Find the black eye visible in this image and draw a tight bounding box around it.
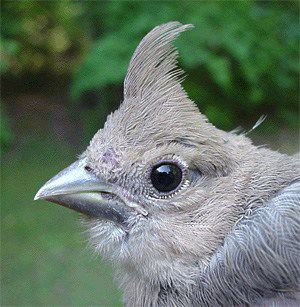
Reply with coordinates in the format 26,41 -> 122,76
150,163 -> 183,193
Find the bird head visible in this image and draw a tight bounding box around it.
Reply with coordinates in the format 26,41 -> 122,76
35,22 -> 274,279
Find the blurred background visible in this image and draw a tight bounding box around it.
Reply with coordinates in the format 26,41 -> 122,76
1,1 -> 299,306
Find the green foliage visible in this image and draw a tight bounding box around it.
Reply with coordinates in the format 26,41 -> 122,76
2,1 -> 299,138
72,1 -> 299,130
1,1 -> 88,76
71,35 -> 135,100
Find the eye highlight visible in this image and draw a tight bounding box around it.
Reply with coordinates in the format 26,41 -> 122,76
150,163 -> 183,193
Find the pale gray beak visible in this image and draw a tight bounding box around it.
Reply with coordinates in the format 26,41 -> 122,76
34,158 -> 130,226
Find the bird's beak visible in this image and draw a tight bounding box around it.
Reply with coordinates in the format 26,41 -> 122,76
34,158 -> 130,226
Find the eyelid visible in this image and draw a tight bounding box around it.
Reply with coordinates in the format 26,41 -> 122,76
146,155 -> 187,181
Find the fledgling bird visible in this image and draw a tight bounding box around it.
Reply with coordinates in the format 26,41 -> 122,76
35,22 -> 300,306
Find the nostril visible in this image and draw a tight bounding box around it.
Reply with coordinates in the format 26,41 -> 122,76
85,165 -> 92,172
109,177 -> 118,184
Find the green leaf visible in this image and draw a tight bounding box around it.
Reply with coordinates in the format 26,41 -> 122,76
71,34 -> 136,100
206,55 -> 232,89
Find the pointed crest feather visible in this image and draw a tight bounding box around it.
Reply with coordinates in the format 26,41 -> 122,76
124,22 -> 193,101
89,22 -> 222,152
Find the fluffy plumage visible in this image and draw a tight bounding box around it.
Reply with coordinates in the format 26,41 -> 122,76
39,22 -> 300,306
81,22 -> 300,306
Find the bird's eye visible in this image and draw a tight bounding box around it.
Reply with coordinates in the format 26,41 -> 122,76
150,163 -> 183,193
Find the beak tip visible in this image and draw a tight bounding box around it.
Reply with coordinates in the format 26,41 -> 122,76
34,184 -> 50,201
34,188 -> 44,201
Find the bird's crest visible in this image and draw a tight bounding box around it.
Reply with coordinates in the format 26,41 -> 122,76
89,22 -> 224,164
94,21 -> 217,151
124,22 -> 193,101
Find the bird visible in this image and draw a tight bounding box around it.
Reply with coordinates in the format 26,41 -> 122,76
35,22 -> 300,306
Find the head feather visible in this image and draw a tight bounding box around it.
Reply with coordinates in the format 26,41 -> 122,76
124,22 -> 193,101
88,22 -> 228,164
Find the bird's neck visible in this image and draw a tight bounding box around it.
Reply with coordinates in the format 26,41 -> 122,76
122,263 -> 199,307
118,258 -> 202,306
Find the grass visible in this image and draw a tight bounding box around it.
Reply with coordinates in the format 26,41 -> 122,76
1,136 -> 122,306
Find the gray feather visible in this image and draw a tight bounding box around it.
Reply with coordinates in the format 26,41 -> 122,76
194,180 -> 300,306
124,22 -> 193,101
79,22 -> 300,307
